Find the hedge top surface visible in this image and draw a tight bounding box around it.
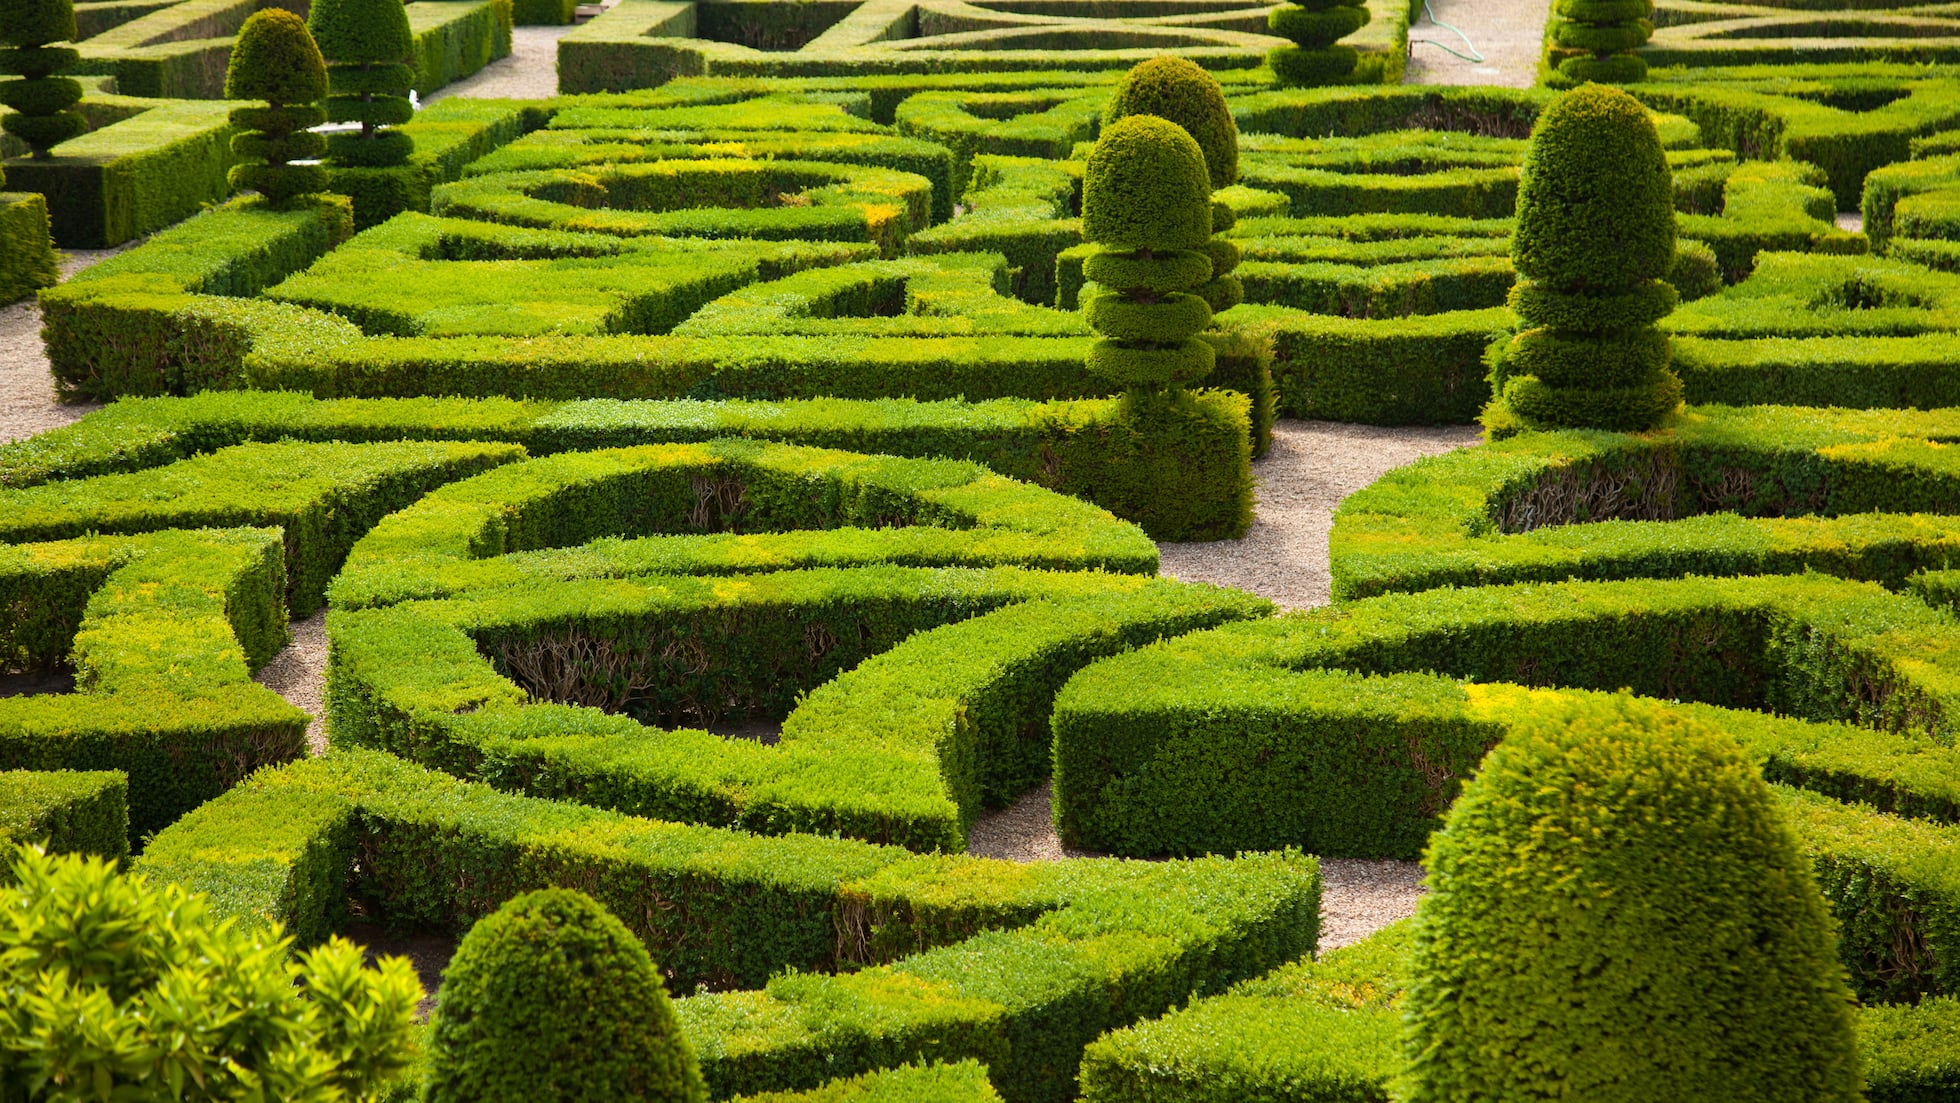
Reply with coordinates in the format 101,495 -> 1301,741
1401,691 -> 1862,1103
306,0 -> 412,64
427,888 -> 707,1103
1512,83 -> 1675,292
1082,115 -> 1213,252
0,0 -> 74,48
224,9 -> 327,107
1103,56 -> 1238,191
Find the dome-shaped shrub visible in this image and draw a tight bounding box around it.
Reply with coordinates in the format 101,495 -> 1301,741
0,0 -> 85,158
224,9 -> 328,206
1266,0 -> 1371,88
1082,114 -> 1212,252
425,888 -> 707,1103
1103,56 -> 1237,191
1400,692 -> 1863,1103
307,0 -> 415,169
1487,85 -> 1682,433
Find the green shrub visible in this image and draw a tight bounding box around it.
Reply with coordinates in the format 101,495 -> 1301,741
0,846 -> 422,1102
731,1063 -> 1002,1103
1491,84 -> 1683,432
1400,692 -> 1861,1102
225,9 -> 329,208
1268,0 -> 1372,87
1546,0 -> 1651,84
0,770 -> 127,859
427,889 -> 707,1103
1103,57 -> 1237,191
0,0 -> 85,156
310,0 -> 415,169
0,192 -> 58,304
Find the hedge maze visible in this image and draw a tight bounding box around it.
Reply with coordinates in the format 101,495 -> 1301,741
9,0 -> 1960,1098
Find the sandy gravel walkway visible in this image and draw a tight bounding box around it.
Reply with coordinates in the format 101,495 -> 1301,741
0,249 -> 121,444
425,23 -> 583,103
1403,0 -> 1553,88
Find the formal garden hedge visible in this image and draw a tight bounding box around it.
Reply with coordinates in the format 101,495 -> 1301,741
11,21 -> 1960,1103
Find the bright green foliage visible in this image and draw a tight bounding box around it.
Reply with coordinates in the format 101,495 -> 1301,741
1489,84 -> 1682,432
1267,0 -> 1371,87
308,0 -> 416,169
0,846 -> 422,1102
0,770 -> 127,860
1550,0 -> 1652,84
0,0 -> 84,157
1081,116 -> 1215,388
1400,692 -> 1863,1103
225,10 -> 330,208
1100,58 -> 1243,311
427,889 -> 706,1103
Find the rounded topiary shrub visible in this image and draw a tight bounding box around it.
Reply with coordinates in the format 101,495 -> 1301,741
224,9 -> 328,207
1551,0 -> 1652,85
425,888 -> 707,1103
1487,84 -> 1682,434
0,0 -> 86,158
307,0 -> 416,169
1080,115 -> 1216,389
1399,692 -> 1864,1103
1267,0 -> 1371,88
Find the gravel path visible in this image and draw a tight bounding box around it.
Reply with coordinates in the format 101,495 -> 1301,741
254,612 -> 328,753
1403,0 -> 1553,88
0,249 -> 122,444
424,23 -> 583,103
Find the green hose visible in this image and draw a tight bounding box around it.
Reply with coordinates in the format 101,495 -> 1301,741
1409,0 -> 1487,63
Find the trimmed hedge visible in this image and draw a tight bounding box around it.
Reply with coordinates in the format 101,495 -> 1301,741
0,191 -> 57,303
732,1063 -> 1002,1103
135,747 -> 1320,1103
0,769 -> 128,860
0,528 -> 306,839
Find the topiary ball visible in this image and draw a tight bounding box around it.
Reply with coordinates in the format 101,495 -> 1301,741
425,888 -> 707,1103
0,0 -> 76,49
225,9 -> 326,106
1399,691 -> 1863,1103
1511,84 -> 1674,293
1082,114 -> 1213,252
1103,56 -> 1238,191
306,0 -> 413,64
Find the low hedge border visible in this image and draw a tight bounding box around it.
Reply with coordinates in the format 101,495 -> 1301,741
731,1062 -> 1003,1103
0,769 -> 129,861
0,192 -> 58,305
324,97 -> 547,229
1222,303 -> 1511,424
135,747 -> 1320,1103
0,528 -> 306,839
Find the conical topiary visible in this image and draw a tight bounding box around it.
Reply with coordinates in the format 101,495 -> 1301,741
1399,692 -> 1864,1103
0,0 -> 86,158
1485,84 -> 1682,433
1080,114 -> 1216,390
307,0 -> 416,169
1102,57 -> 1243,312
1266,0 -> 1372,88
1548,0 -> 1652,86
224,9 -> 328,207
425,888 -> 708,1103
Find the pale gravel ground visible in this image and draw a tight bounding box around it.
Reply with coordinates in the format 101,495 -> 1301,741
253,613 -> 328,753
423,22 -> 583,104
1403,0 -> 1553,88
0,248 -> 124,444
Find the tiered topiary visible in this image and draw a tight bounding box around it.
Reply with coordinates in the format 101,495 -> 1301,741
1102,56 -> 1243,312
1485,84 -> 1682,434
1548,0 -> 1653,86
1267,0 -> 1372,88
1399,692 -> 1864,1103
426,888 -> 708,1103
0,0 -> 87,158
223,10 -> 328,208
1080,114 -> 1216,391
308,0 -> 416,170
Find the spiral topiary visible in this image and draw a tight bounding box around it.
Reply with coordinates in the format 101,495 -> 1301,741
1399,691 -> 1864,1103
307,0 -> 416,169
425,888 -> 707,1103
1267,0 -> 1371,88
1080,114 -> 1216,389
1548,0 -> 1652,85
1486,84 -> 1682,433
0,0 -> 86,158
224,10 -> 328,208
1102,57 -> 1243,312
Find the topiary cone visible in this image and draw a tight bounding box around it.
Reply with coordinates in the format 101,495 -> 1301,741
426,888 -> 707,1103
0,0 -> 86,158
308,0 -> 415,168
224,9 -> 329,207
1486,83 -> 1682,434
1550,0 -> 1652,85
1399,691 -> 1863,1103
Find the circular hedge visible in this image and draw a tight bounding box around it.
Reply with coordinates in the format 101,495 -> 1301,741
1401,692 -> 1863,1102
426,888 -> 707,1103
1102,56 -> 1238,191
1082,115 -> 1213,252
1513,84 -> 1675,293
